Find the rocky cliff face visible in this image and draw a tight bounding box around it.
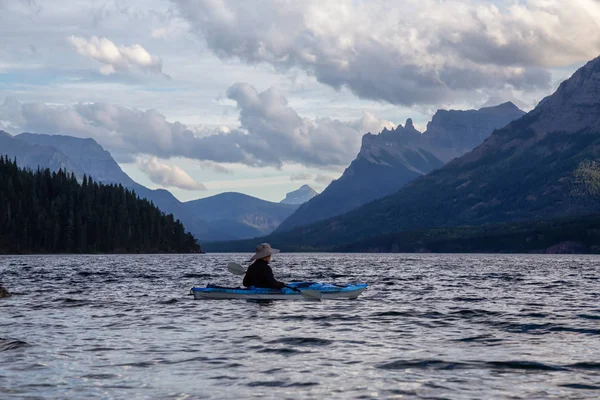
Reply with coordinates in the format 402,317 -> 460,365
426,102 -> 526,157
357,118 -> 442,174
276,103 -> 524,233
533,58 -> 600,136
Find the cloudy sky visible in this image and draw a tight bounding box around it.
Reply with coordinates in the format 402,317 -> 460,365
1,0 -> 599,202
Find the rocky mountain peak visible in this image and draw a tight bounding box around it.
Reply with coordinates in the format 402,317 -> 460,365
17,133 -> 112,160
14,133 -> 134,185
280,185 -> 318,205
531,56 -> 600,135
494,101 -> 520,111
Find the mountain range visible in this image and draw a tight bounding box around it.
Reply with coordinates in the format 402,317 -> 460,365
206,55 -> 600,251
276,102 -> 525,232
0,99 -> 527,245
0,131 -> 316,241
8,50 -> 597,252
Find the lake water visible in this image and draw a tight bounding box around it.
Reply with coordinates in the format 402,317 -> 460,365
1,253 -> 600,399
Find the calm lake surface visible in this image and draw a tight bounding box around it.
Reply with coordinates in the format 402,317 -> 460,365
1,253 -> 600,399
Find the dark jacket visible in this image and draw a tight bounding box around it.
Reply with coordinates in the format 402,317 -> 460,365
243,259 -> 286,289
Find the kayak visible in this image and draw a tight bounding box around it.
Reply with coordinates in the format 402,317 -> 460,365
191,282 -> 368,300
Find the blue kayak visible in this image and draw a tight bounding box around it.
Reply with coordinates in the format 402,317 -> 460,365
191,282 -> 368,300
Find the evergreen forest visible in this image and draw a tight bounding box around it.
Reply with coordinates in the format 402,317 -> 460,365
0,156 -> 202,254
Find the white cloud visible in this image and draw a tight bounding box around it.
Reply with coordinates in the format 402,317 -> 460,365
224,82 -> 395,167
151,21 -> 189,39
0,0 -> 40,14
290,173 -> 313,181
0,83 -> 393,168
68,35 -> 166,76
171,0 -> 600,106
197,160 -> 231,174
137,156 -> 206,190
151,28 -> 169,39
315,174 -> 335,185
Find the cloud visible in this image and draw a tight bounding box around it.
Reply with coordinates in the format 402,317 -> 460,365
68,35 -> 166,76
171,0 -> 600,106
137,156 -> 206,190
151,28 -> 169,39
315,174 -> 335,185
197,160 -> 231,174
0,0 -> 40,14
223,83 -> 394,167
151,21 -> 189,40
290,173 -> 313,181
0,83 -> 393,168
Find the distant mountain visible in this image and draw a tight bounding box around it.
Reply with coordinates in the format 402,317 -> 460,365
1,132 -> 228,242
276,103 -> 525,233
185,192 -> 298,240
280,185 -> 318,205
16,133 -> 137,185
258,55 -> 600,248
0,131 -> 82,176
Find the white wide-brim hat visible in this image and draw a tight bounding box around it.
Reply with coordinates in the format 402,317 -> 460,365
250,243 -> 280,260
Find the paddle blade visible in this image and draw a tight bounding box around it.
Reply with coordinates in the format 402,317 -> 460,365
227,262 -> 246,276
300,290 -> 323,300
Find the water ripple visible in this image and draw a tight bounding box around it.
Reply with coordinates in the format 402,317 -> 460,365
1,253 -> 600,399
0,338 -> 30,352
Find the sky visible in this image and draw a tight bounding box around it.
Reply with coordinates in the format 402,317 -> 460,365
0,0 -> 599,202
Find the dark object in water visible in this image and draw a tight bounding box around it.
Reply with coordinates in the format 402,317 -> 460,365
0,287 -> 11,298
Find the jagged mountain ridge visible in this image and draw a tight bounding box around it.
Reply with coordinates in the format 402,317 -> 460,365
186,192 -> 298,240
276,102 -> 525,233
262,56 -> 600,248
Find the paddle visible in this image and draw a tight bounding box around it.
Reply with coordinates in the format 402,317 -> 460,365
226,262 -> 322,300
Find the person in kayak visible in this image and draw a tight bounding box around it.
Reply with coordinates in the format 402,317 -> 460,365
243,243 -> 287,290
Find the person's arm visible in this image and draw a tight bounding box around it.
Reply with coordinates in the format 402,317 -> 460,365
264,264 -> 286,289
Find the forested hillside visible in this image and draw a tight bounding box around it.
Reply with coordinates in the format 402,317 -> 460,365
0,156 -> 201,254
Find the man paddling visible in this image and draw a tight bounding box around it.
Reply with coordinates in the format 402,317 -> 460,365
243,243 -> 288,290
